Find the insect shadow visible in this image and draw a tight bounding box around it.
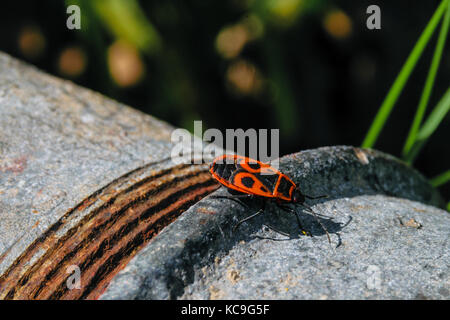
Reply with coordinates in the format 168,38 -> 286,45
211,191 -> 347,246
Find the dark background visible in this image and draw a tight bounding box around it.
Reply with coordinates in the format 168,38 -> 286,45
0,0 -> 448,201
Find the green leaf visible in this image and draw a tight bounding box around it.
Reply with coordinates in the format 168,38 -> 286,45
404,87 -> 450,163
430,170 -> 450,187
91,0 -> 161,55
362,0 -> 449,148
402,0 -> 450,157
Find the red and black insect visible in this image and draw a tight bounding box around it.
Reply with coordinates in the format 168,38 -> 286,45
209,154 -> 331,242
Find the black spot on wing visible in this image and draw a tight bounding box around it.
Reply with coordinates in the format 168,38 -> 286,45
229,169 -> 252,189
253,172 -> 278,193
241,176 -> 255,188
247,162 -> 261,170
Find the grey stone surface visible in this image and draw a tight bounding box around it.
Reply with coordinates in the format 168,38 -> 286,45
180,195 -> 448,299
0,51 -> 447,300
101,146 -> 449,299
0,52 -> 175,275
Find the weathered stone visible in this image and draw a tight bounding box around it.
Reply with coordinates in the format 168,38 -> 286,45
0,52 -> 447,300
101,146 -> 448,300
0,52 -> 216,299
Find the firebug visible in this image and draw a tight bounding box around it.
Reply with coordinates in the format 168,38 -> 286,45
209,154 -> 331,243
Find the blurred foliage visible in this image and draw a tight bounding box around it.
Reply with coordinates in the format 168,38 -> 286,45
0,0 -> 449,201
87,0 -> 161,55
431,169 -> 450,187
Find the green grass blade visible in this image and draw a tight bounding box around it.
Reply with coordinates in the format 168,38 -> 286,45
416,87 -> 450,138
92,0 -> 161,55
361,0 -> 448,148
402,0 -> 450,157
404,87 -> 450,163
430,170 -> 450,187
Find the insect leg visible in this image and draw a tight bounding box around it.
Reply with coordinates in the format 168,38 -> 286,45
277,204 -> 311,237
210,194 -> 252,200
233,200 -> 266,232
298,203 -> 331,244
253,224 -> 291,241
209,194 -> 252,208
262,224 -> 290,237
304,193 -> 328,200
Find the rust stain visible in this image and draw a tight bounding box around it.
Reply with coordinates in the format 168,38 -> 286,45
1,155 -> 28,174
99,195 -> 111,202
0,233 -> 27,266
77,197 -> 96,211
197,207 -> 216,215
0,161 -> 219,300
